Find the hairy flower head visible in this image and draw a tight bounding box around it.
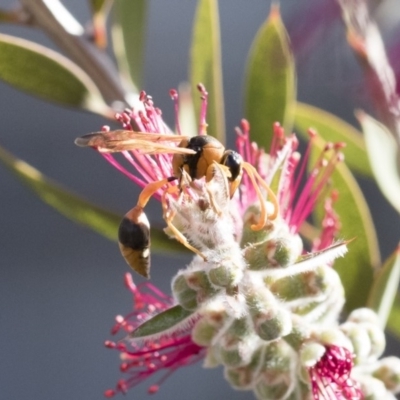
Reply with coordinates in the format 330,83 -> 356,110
77,88 -> 400,399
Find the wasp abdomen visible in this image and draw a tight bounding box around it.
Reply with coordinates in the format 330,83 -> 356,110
118,207 -> 151,278
118,217 -> 149,250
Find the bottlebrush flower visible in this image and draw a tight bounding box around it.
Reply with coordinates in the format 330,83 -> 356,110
78,88 -> 400,399
306,345 -> 362,400
104,273 -> 205,397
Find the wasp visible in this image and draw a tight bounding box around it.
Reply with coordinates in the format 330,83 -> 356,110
76,130 -> 279,278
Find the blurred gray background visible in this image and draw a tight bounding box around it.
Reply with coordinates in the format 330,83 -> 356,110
1,1 -> 400,399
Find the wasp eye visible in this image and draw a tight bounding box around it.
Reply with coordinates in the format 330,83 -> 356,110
222,150 -> 242,181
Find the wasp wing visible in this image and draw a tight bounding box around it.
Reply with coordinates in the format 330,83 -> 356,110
75,130 -> 195,155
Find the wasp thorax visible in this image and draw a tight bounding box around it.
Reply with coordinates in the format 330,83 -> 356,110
172,135 -> 226,179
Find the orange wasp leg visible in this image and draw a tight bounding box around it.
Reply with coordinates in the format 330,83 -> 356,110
161,185 -> 208,261
204,162 -> 232,216
241,162 -> 280,231
136,176 -> 177,208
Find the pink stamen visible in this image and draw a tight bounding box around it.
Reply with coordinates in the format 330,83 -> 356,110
169,89 -> 182,136
101,153 -> 147,188
235,121 -> 253,199
286,139 -> 343,233
197,83 -> 208,135
309,346 -> 362,400
121,151 -> 157,183
270,122 -> 285,157
313,191 -> 341,252
239,120 -> 252,164
289,169 -> 319,231
278,152 -> 300,218
291,130 -> 316,198
105,273 -> 205,396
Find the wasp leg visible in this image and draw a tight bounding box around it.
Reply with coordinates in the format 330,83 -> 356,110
241,162 -> 280,230
204,162 -> 231,216
161,187 -> 208,261
137,176 -> 177,208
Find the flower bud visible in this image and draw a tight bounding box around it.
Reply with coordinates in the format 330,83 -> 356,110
203,348 -> 219,368
171,274 -> 198,310
191,307 -> 228,346
317,328 -> 353,351
217,335 -> 259,368
366,322 -> 386,360
254,377 -> 294,400
358,375 -> 390,399
208,261 -> 243,288
300,342 -> 326,368
270,265 -> 330,300
255,341 -> 296,400
246,288 -> 292,341
254,308 -> 292,342
283,315 -> 312,350
226,316 -> 252,339
225,348 -> 264,389
240,204 -> 271,247
347,307 -> 380,325
373,357 -> 400,393
244,237 -> 298,270
342,308 -> 385,362
173,269 -> 220,310
192,317 -> 220,347
185,269 -> 215,292
340,322 -> 371,364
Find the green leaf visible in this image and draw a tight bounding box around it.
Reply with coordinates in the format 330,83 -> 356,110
89,0 -> 110,14
244,5 -> 296,150
111,0 -> 147,88
0,144 -> 119,241
356,111 -> 400,215
131,305 -> 194,339
0,33 -> 111,116
190,0 -> 225,143
367,244 -> 400,328
0,144 -> 188,254
311,137 -> 380,312
387,292 -> 400,340
178,82 -> 197,137
294,102 -> 372,177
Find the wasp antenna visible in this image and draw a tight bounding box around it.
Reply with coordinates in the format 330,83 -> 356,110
137,177 -> 177,208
